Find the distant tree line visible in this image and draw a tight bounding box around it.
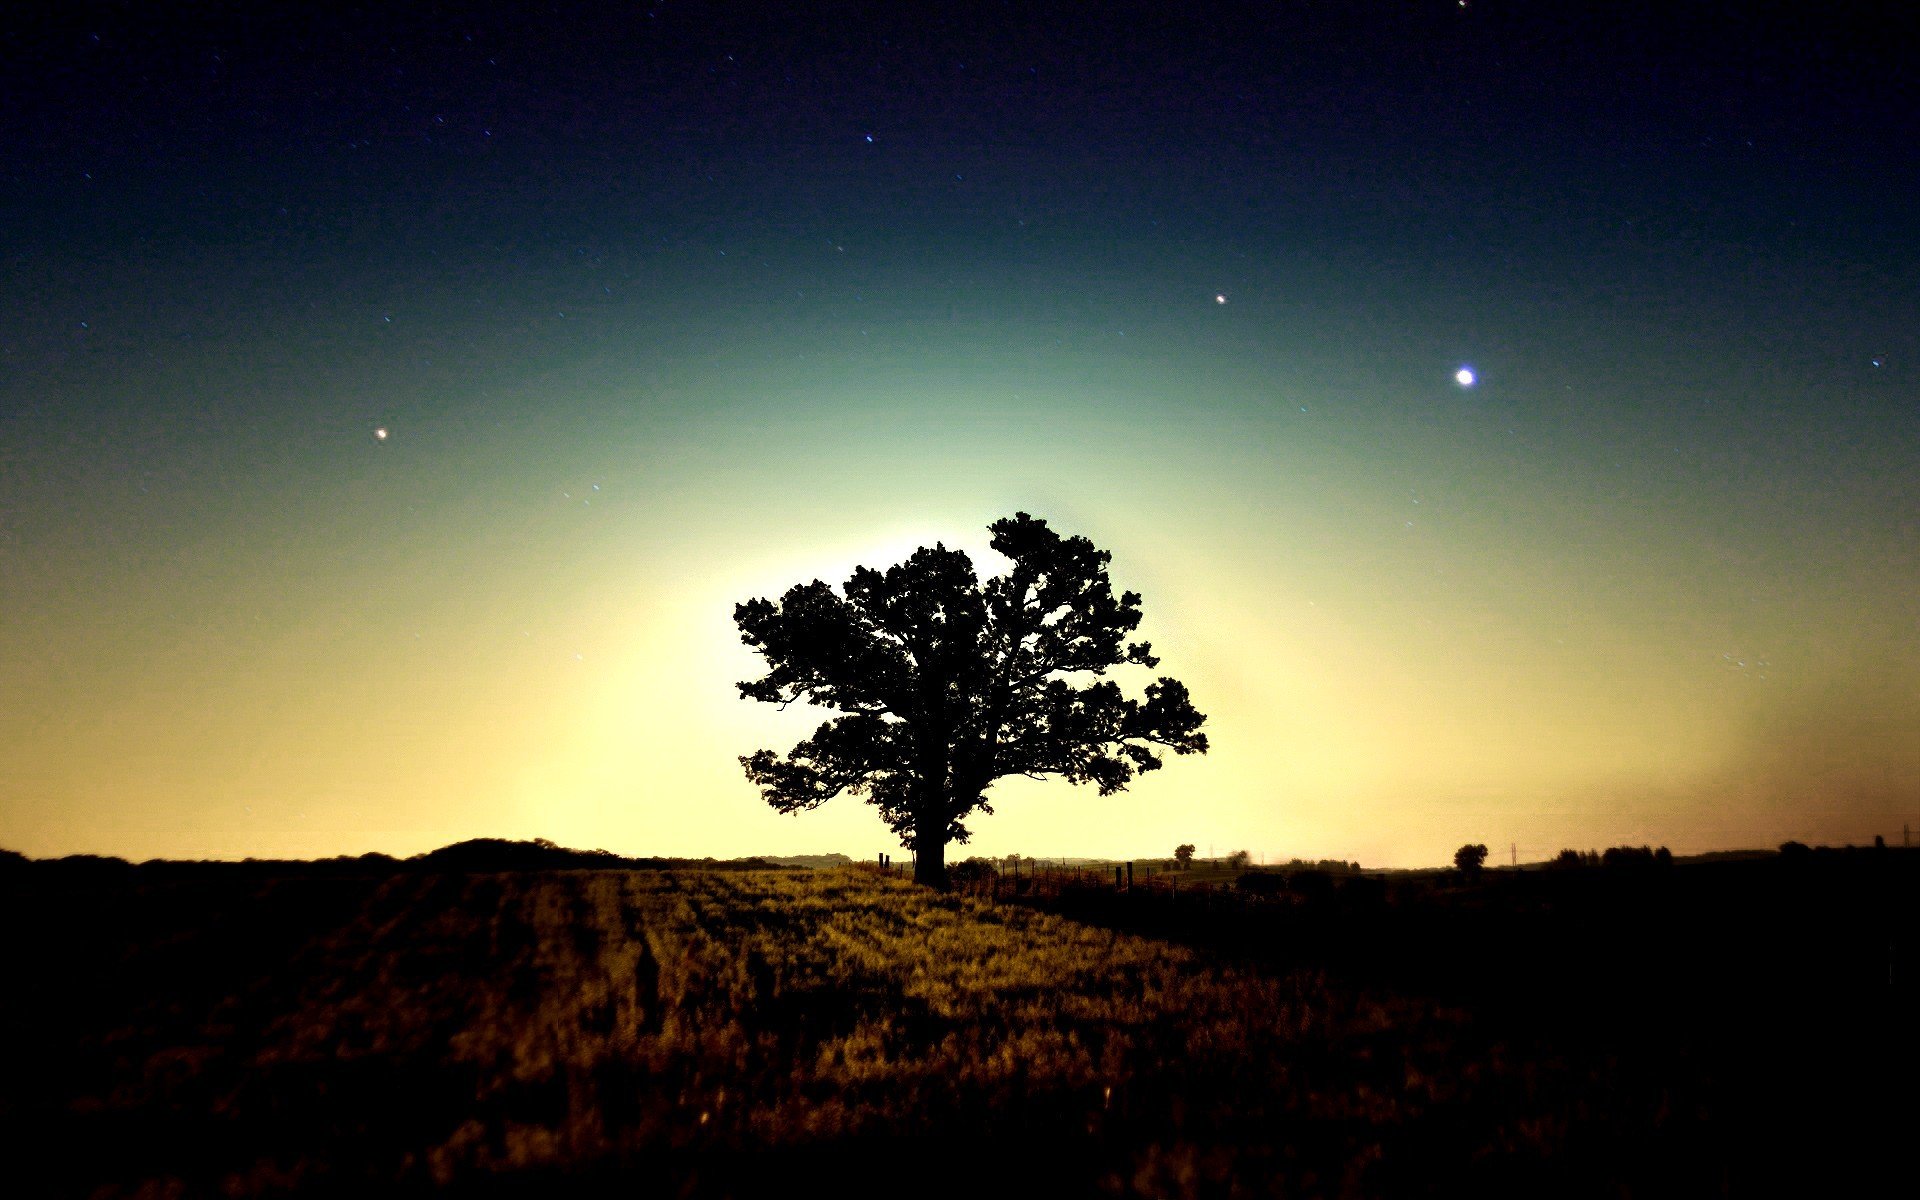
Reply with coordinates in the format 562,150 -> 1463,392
1168,847 -> 1362,874
1549,845 -> 1673,871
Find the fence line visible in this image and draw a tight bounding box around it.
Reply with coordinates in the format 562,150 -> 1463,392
863,855 -> 1255,909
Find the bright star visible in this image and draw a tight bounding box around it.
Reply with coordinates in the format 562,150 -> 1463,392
1454,367 -> 1476,387
373,427 -> 389,440
1215,294 -> 1227,305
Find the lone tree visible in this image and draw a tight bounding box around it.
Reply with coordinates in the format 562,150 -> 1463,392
734,512 -> 1209,888
1174,843 -> 1196,870
1454,842 -> 1489,876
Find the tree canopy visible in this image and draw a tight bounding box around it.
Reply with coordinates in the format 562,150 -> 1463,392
734,513 -> 1208,887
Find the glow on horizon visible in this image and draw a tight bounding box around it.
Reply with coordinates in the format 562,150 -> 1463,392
4,335 -> 1915,869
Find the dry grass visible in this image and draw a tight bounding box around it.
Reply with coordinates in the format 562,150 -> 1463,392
7,862 -> 1871,1196
222,869 -> 1376,1192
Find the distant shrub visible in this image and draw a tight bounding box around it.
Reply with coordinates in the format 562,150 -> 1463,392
1279,858 -> 1362,875
1226,850 -> 1252,870
1778,840 -> 1811,858
949,858 -> 998,887
1454,843 -> 1489,875
1601,845 -> 1666,871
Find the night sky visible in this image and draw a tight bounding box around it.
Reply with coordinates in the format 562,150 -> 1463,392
4,2 -> 1916,866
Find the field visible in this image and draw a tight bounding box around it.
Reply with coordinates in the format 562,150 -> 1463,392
2,855 -> 1912,1196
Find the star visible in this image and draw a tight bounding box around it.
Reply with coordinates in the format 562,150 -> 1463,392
1214,294 -> 1228,305
1454,367 -> 1476,387
373,427 -> 389,441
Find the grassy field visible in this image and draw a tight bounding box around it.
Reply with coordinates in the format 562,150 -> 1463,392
1,858 -> 1910,1196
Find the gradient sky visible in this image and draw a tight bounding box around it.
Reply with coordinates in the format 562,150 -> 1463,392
4,2 -> 1916,866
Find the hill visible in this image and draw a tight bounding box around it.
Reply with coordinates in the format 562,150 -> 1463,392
757,853 -> 854,869
0,838 -> 785,879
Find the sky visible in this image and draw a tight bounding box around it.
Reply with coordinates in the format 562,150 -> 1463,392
3,1 -> 1916,867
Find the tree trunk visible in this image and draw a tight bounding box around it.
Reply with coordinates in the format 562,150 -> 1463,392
912,809 -> 948,890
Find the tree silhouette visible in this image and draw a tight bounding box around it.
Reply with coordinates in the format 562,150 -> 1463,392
1174,843 -> 1196,870
734,512 -> 1208,888
1454,843 -> 1489,876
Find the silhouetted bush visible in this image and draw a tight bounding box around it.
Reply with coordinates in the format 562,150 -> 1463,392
948,858 -> 998,887
1778,840 -> 1810,858
1601,845 -> 1670,873
1278,857 -> 1362,875
1454,843 -> 1489,875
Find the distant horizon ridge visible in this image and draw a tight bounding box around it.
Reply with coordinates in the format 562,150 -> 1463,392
2,836 -> 1907,875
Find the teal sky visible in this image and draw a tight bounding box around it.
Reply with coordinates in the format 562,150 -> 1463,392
3,3 -> 1916,864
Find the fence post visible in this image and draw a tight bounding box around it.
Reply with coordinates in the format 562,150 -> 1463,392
1115,865 -> 1122,889
1126,862 -> 1134,889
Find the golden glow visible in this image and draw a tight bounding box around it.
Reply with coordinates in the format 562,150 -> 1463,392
3,308 -> 1914,869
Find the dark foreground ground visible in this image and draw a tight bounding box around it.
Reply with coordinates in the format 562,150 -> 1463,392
0,849 -> 1913,1197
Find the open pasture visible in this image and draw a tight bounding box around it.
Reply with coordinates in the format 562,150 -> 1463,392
1,862 -> 1904,1196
